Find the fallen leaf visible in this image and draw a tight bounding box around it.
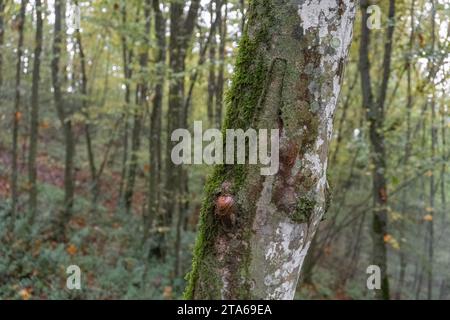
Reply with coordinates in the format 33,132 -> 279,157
384,234 -> 400,250
67,244 -> 78,256
19,288 -> 32,300
15,112 -> 22,121
163,286 -> 173,300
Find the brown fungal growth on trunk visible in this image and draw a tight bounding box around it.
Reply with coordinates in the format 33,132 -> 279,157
215,182 -> 237,230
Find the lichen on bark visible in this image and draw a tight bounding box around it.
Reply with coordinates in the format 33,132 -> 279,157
185,0 -> 357,300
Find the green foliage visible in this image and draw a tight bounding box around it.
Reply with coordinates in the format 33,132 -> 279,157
0,186 -> 196,299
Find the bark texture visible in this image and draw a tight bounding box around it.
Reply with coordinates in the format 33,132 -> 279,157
185,0 -> 357,300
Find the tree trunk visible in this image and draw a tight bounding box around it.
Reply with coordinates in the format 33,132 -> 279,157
185,0 -> 357,300
118,3 -> 134,204
359,0 -> 395,300
215,0 -> 227,129
51,0 -> 75,240
124,0 -> 151,214
207,1 -> 217,124
74,10 -> 97,209
11,0 -> 28,231
427,0 -> 437,300
28,0 -> 44,224
147,0 -> 166,257
164,0 -> 200,225
0,0 -> 5,87
396,0 -> 415,300
239,0 -> 245,35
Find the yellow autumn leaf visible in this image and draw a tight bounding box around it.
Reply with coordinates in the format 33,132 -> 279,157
425,207 -> 434,213
39,121 -> 50,129
67,244 -> 77,256
425,170 -> 433,177
383,234 -> 400,250
423,214 -> 433,222
390,211 -> 403,221
389,238 -> 400,250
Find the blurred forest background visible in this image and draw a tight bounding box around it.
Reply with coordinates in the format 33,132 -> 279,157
0,0 -> 449,300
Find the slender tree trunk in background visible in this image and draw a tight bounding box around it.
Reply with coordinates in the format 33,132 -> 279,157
427,1 -> 437,300
165,0 -> 201,225
28,0 -> 43,224
184,1 -> 223,122
359,0 -> 395,300
0,0 -> 5,87
173,1 -> 223,278
118,3 -> 134,204
185,0 -> 356,299
165,3 -> 184,228
207,1 -> 217,124
299,232 -> 318,286
74,13 -> 97,209
215,0 -> 227,129
124,0 -> 151,214
414,114 -> 428,299
147,0 -> 166,258
396,0 -> 415,300
441,91 -> 447,227
51,0 -> 75,240
239,0 -> 245,35
331,72 -> 357,165
11,0 -> 28,231
428,96 -> 436,301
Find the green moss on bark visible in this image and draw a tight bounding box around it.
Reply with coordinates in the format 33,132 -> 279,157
184,0 -> 277,299
292,197 -> 316,224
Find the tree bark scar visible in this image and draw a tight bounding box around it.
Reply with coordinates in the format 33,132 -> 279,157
255,57 -> 301,215
254,57 -> 287,128
337,0 -> 346,16
271,47 -> 321,215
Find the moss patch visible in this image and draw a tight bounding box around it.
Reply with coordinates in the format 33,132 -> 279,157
292,196 -> 317,224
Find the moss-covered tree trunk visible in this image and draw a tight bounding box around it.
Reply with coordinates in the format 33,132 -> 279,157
185,0 -> 357,300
